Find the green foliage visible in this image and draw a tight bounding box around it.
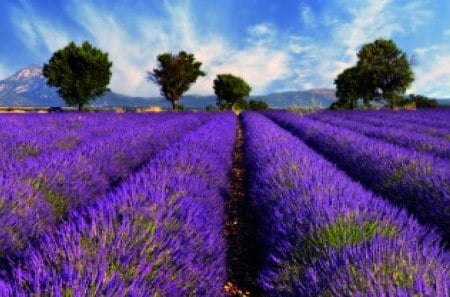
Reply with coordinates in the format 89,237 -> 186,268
43,41 -> 112,111
32,180 -> 67,221
213,73 -> 251,110
233,98 -> 249,111
403,94 -> 438,108
333,39 -> 414,109
333,66 -> 365,109
205,104 -> 219,111
148,51 -> 205,110
276,215 -> 398,291
248,99 -> 269,110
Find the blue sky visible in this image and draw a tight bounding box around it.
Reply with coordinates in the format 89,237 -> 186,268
1,0 -> 450,97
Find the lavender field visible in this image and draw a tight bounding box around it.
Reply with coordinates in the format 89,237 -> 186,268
0,110 -> 449,296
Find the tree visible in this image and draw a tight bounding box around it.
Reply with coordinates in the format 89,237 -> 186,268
43,41 -> 112,111
332,39 -> 414,110
357,39 -> 414,109
404,94 -> 438,108
213,74 -> 251,110
334,66 -> 362,110
147,51 -> 205,110
248,99 -> 268,110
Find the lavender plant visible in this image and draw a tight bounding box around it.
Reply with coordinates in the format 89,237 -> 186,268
242,111 -> 449,296
0,113 -> 207,260
4,113 -> 236,296
308,112 -> 450,159
266,110 -> 450,244
309,110 -> 450,139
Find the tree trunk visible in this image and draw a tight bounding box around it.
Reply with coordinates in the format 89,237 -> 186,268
389,92 -> 395,110
172,99 -> 179,111
78,103 -> 83,111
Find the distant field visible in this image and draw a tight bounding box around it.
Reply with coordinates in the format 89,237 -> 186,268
0,110 -> 449,296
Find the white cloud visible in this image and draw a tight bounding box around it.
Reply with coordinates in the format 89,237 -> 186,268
247,23 -> 275,37
411,45 -> 450,97
285,0 -> 433,91
11,1 -> 70,57
337,0 -> 400,59
8,0 -> 437,97
300,5 -> 317,27
65,3 -> 291,96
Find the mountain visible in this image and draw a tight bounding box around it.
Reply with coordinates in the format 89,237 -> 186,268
0,65 -> 335,109
0,65 -> 63,106
258,88 -> 336,108
438,99 -> 450,106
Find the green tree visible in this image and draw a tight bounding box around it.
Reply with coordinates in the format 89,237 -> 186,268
213,74 -> 251,110
404,94 -> 438,108
248,99 -> 269,110
357,39 -> 414,109
43,41 -> 112,111
332,39 -> 414,110
147,51 -> 205,110
334,66 -> 362,110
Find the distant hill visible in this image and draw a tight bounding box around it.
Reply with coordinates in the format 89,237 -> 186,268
257,88 -> 336,108
437,99 -> 450,106
0,65 -> 336,109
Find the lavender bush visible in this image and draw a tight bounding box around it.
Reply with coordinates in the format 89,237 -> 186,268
266,110 -> 450,244
242,111 -> 449,296
0,113 -> 208,260
4,113 -> 236,296
309,110 -> 450,139
308,111 -> 450,159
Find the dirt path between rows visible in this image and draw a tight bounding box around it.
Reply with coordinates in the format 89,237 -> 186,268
224,118 -> 253,297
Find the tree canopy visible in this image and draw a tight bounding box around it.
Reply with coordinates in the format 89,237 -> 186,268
333,39 -> 414,109
43,41 -> 112,111
403,94 -> 438,108
147,51 -> 205,110
213,74 -> 251,110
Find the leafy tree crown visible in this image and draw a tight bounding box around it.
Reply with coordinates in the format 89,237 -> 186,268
213,73 -> 251,109
43,41 -> 112,110
333,38 -> 414,109
147,51 -> 205,110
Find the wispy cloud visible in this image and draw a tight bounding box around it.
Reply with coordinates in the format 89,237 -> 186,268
247,23 -> 276,38
444,29 -> 450,36
11,0 -> 70,58
7,0 -> 441,97
334,0 -> 431,60
66,2 -> 292,96
411,45 -> 450,97
284,0 -> 433,91
300,5 -> 317,28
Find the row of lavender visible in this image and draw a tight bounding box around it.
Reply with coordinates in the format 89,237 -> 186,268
354,109 -> 450,130
242,112 -> 449,296
309,110 -> 450,140
266,110 -> 450,244
0,113 -> 170,169
0,112 -> 211,260
307,110 -> 450,159
1,113 -> 236,295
